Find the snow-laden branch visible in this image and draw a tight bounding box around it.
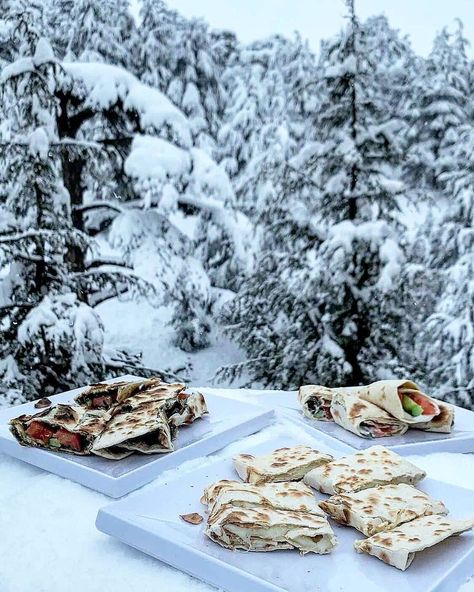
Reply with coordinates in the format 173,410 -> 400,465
73,201 -> 125,214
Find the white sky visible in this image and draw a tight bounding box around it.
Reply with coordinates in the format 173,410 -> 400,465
146,0 -> 474,56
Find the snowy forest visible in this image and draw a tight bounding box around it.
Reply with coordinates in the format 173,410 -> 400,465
0,0 -> 473,410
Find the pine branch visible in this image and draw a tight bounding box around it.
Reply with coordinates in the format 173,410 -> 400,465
85,258 -> 133,270
73,201 -> 124,214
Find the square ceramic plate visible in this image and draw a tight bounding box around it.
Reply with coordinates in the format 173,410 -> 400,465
0,375 -> 274,497
223,390 -> 474,455
96,422 -> 474,592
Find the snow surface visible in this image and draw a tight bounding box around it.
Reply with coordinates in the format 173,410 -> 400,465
1,405 -> 473,592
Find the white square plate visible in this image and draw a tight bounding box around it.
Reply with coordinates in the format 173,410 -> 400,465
96,423 -> 474,592
0,375 -> 274,497
230,390 -> 474,455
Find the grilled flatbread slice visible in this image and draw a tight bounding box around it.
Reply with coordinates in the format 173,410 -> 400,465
75,377 -> 183,410
304,446 -> 425,494
320,483 -> 447,536
206,505 -> 337,554
411,399 -> 454,433
330,392 -> 408,438
354,380 -> 441,425
202,480 -> 325,517
354,515 -> 474,570
9,404 -> 109,455
91,400 -> 173,458
298,385 -> 336,421
168,391 -> 208,427
233,445 -> 334,485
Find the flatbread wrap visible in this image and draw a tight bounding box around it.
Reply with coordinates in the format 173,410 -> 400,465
233,445 -> 334,485
202,480 -> 326,517
411,398 -> 454,433
205,505 -> 337,554
9,404 -> 109,455
168,391 -> 208,427
319,483 -> 447,536
303,445 -> 426,494
355,380 -> 441,425
298,385 -> 336,421
330,392 -> 408,438
91,399 -> 174,458
354,515 -> 474,570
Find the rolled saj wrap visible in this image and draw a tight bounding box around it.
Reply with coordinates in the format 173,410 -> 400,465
330,392 -> 408,438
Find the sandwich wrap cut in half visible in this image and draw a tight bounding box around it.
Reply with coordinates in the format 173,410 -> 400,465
10,404 -> 109,455
319,483 -> 448,536
298,385 -> 336,421
233,445 -> 334,485
74,377 -> 182,410
202,480 -> 326,518
355,380 -> 441,425
330,392 -> 408,439
354,515 -> 474,570
410,398 -> 454,433
303,445 -> 426,495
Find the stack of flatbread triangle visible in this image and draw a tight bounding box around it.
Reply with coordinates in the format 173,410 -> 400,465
10,377 -> 208,459
303,445 -> 474,570
298,379 -> 455,438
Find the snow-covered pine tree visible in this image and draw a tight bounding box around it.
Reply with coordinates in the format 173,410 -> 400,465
221,0 -> 407,388
47,0 -> 135,66
167,17 -> 223,154
0,18 -> 107,402
133,0 -> 181,92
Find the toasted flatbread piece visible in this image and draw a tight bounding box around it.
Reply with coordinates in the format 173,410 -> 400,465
91,400 -> 173,457
354,515 -> 474,570
202,480 -> 325,517
355,380 -> 440,425
304,445 -> 425,494
298,385 -> 336,421
168,391 -> 208,427
75,377 -> 183,410
233,445 -> 334,485
320,483 -> 447,536
9,404 -> 109,455
206,505 -> 337,554
330,392 -> 408,439
411,399 -> 454,433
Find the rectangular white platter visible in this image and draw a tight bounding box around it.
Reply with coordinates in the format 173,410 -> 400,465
222,389 -> 474,455
96,423 -> 474,592
0,375 -> 274,497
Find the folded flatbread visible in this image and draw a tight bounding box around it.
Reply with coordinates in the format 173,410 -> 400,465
91,399 -> 174,458
330,392 -> 408,438
320,483 -> 447,536
168,391 -> 208,427
206,505 -> 337,554
233,445 -> 334,485
202,480 -> 325,517
354,515 -> 474,570
75,377 -> 183,410
10,404 -> 109,455
303,445 -> 426,494
298,385 -> 336,421
411,399 -> 454,433
354,380 -> 441,425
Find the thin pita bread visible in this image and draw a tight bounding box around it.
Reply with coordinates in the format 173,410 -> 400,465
411,399 -> 454,433
304,445 -> 426,494
233,445 -> 334,485
320,483 -> 447,536
330,392 -> 408,438
202,480 -> 325,517
205,505 -> 337,554
298,385 -> 336,421
354,515 -> 474,570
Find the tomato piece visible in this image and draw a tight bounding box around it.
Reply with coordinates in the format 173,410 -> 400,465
92,395 -> 112,408
26,421 -> 54,443
399,389 -> 439,416
55,428 -> 82,451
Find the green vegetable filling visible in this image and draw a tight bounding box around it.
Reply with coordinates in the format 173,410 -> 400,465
49,438 -> 61,448
402,395 -> 423,417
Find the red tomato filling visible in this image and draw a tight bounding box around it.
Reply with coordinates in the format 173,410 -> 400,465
399,389 -> 439,416
91,395 -> 112,409
25,421 -> 83,451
